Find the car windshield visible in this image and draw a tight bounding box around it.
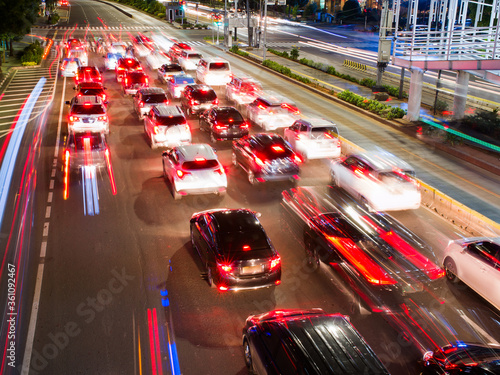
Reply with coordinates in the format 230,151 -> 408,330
143,94 -> 166,103
73,134 -> 104,150
310,126 -> 339,138
209,62 -> 229,71
187,54 -> 202,59
182,159 -> 219,170
156,116 -> 186,126
219,229 -> 270,254
379,170 -> 416,184
127,73 -> 146,83
162,65 -> 182,72
192,90 -> 216,101
107,53 -> 122,59
72,105 -> 105,115
215,109 -> 244,122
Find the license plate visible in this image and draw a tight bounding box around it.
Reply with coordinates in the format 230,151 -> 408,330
241,265 -> 263,275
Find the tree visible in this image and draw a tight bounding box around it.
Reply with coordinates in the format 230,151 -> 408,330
342,0 -> 361,19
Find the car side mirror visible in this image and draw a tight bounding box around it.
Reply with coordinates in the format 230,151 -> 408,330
162,151 -> 169,157
65,101 -> 70,105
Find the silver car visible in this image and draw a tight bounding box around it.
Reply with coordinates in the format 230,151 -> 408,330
165,74 -> 195,99
162,144 -> 227,200
133,87 -> 168,120
144,105 -> 191,149
66,95 -> 109,134
246,93 -> 301,131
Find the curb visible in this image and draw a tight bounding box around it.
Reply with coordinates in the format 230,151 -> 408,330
94,0 -> 133,18
227,50 -> 500,176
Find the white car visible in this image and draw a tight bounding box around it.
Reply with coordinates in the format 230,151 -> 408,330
196,57 -> 231,86
246,93 -> 301,131
284,118 -> 341,161
146,50 -> 171,70
133,43 -> 152,57
109,42 -> 128,55
103,52 -> 123,70
225,76 -> 263,108
67,49 -> 88,66
162,144 -> 227,200
443,237 -> 500,310
60,57 -> 81,77
144,105 -> 191,149
177,50 -> 203,71
165,74 -> 195,99
329,151 -> 421,211
66,95 -> 109,134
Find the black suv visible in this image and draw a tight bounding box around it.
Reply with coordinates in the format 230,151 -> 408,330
180,84 -> 218,117
232,133 -> 301,185
190,209 -> 281,291
199,106 -> 249,143
242,309 -> 390,375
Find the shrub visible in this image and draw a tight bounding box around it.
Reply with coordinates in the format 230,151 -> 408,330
432,99 -> 448,114
20,41 -> 43,65
460,108 -> 500,140
290,48 -> 299,60
337,90 -> 406,119
156,12 -> 165,18
360,78 -> 376,88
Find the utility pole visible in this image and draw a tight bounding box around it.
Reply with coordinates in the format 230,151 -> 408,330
246,0 -> 253,47
263,0 -> 268,61
375,0 -> 392,91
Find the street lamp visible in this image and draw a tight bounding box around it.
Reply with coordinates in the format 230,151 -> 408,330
262,0 -> 268,61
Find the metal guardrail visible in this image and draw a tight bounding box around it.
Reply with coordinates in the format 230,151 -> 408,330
343,59 -> 367,72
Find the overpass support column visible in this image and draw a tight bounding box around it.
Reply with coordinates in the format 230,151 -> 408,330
406,67 -> 424,122
453,71 -> 469,120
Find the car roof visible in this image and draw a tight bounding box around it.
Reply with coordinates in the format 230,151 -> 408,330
256,91 -> 294,106
256,313 -> 390,374
71,95 -> 103,105
201,57 -> 229,63
138,87 -> 165,95
209,209 -> 261,232
297,118 -> 337,128
153,105 -> 184,117
175,144 -> 216,161
160,63 -> 183,70
173,75 -> 195,83
352,151 -> 414,172
250,133 -> 287,145
77,82 -> 104,88
188,84 -> 215,92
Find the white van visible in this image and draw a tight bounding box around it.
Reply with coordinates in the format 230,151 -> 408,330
196,57 -> 231,86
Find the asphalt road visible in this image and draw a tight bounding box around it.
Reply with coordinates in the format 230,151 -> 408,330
15,1 -> 500,374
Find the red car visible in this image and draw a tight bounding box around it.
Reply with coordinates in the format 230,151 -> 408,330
115,57 -> 143,83
74,66 -> 101,84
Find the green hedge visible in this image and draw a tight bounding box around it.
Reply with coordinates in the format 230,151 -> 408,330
337,90 -> 406,119
20,41 -> 44,65
262,59 -> 311,84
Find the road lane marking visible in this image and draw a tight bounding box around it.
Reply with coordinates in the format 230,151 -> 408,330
40,241 -> 47,258
47,192 -> 53,203
458,310 -> 499,345
45,206 -> 51,219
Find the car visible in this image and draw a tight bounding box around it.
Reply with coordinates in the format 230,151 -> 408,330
225,76 -> 263,108
109,42 -> 128,55
281,185 -> 444,311
421,342 -> 500,374
63,38 -> 86,57
133,87 -> 169,120
122,71 -> 149,96
162,143 -> 226,199
74,66 -> 102,84
190,208 -> 281,291
196,57 -> 232,86
103,52 -> 123,70
179,84 -> 218,117
157,63 -> 185,83
165,74 -> 195,99
283,118 -> 341,161
329,150 -> 422,211
60,57 -> 82,77
60,0 -> 68,6
199,106 -> 249,143
66,95 -> 109,134
232,133 -> 301,185
132,42 -> 152,58
177,50 -> 203,71
67,49 -> 88,66
144,105 -> 191,149
242,309 -> 390,375
145,50 -> 171,70
115,57 -> 143,83
167,42 -> 193,62
63,131 -> 109,171
442,237 -> 500,310
246,93 -> 301,131
73,82 -> 108,104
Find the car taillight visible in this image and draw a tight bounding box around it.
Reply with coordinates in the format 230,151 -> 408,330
153,126 -> 159,135
139,101 -> 144,108
214,122 -> 228,130
101,94 -> 106,101
324,132 -> 333,139
176,169 -> 190,179
270,255 -> 281,271
124,77 -> 128,86
239,122 -> 249,129
145,77 -> 149,85
98,115 -> 108,121
69,115 -> 79,122
255,157 -> 265,167
217,262 -> 233,274
293,154 -> 302,164
212,98 -> 219,105
214,166 -> 225,175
